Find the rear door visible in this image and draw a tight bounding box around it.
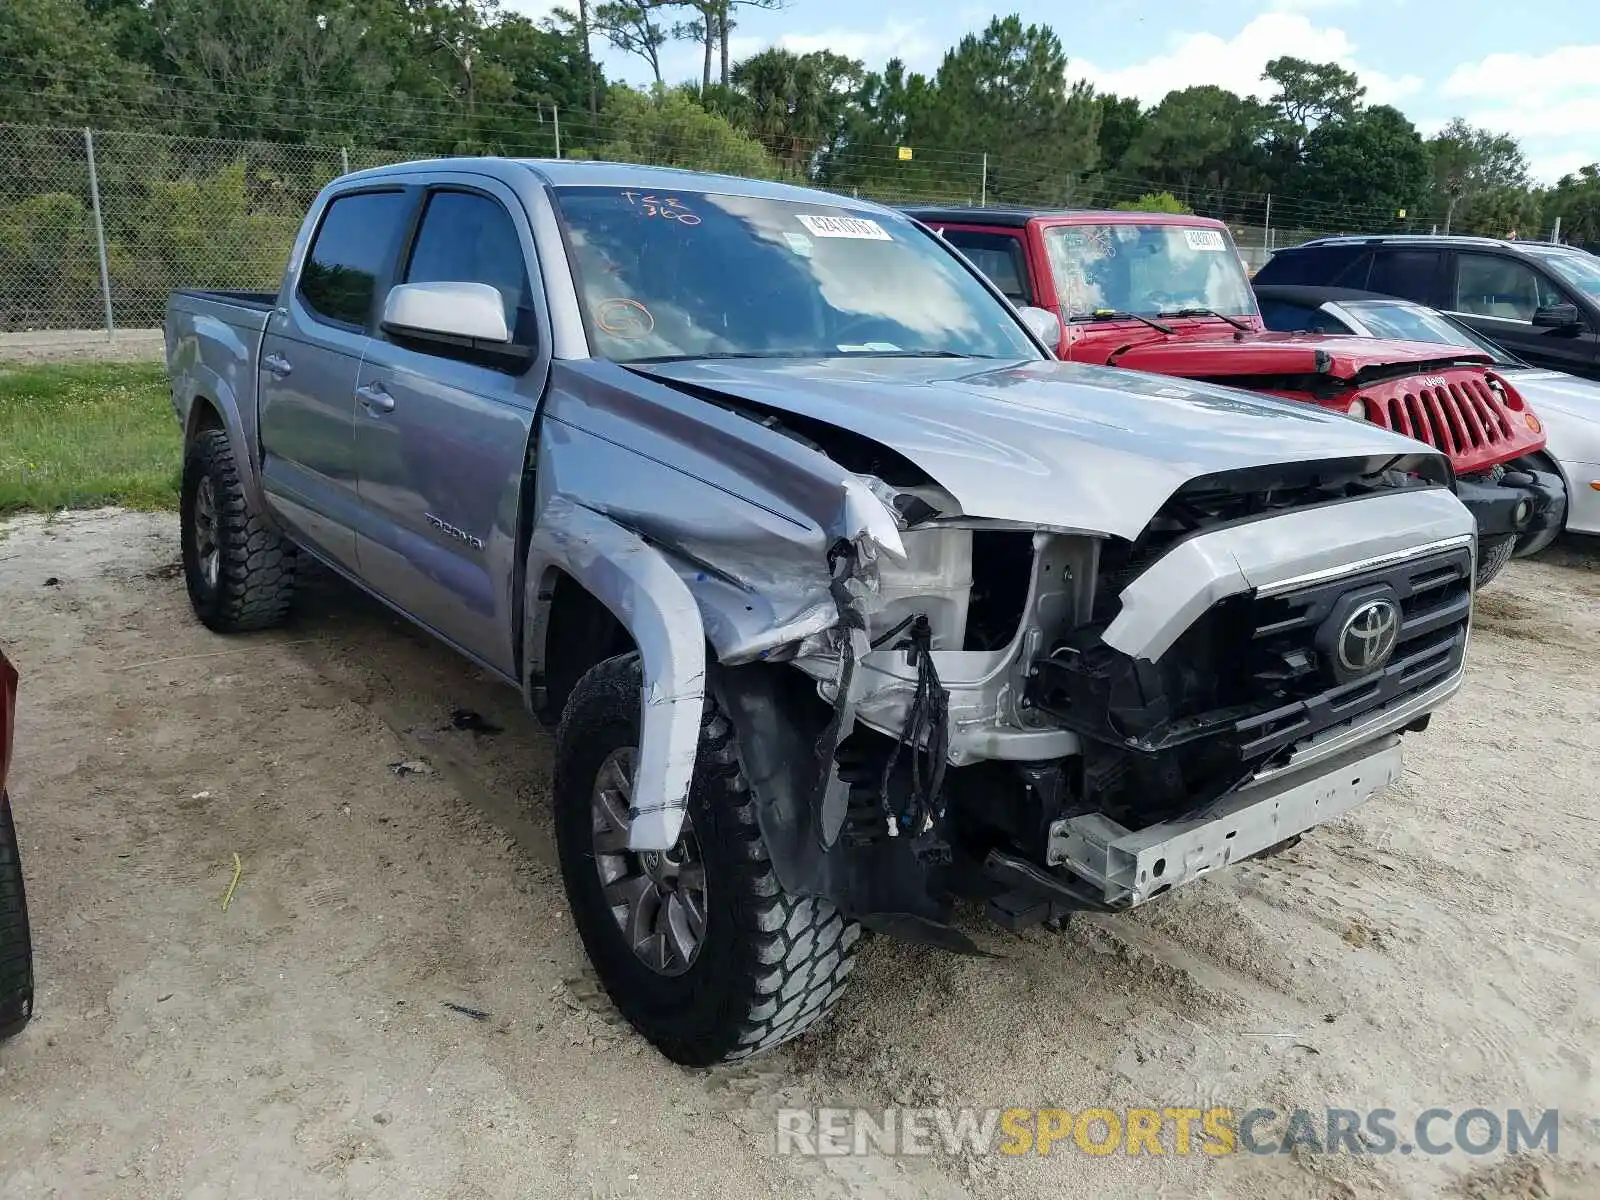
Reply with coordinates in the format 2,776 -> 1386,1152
1363,248 -> 1448,306
257,187 -> 411,573
352,177 -> 549,677
1445,250 -> 1595,374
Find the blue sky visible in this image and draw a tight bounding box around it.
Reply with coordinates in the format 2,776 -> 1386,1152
506,0 -> 1600,184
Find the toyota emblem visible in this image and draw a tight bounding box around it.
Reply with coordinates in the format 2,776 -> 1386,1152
1337,598 -> 1400,674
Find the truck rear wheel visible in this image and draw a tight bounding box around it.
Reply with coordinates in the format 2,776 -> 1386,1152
552,653 -> 860,1065
1475,534 -> 1516,589
181,429 -> 298,632
0,792 -> 34,1040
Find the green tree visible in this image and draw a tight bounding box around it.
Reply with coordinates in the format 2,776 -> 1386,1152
729,48 -> 862,175
912,17 -> 1101,201
592,0 -> 676,86
567,84 -> 777,177
1547,165 -> 1600,245
1300,104 -> 1430,221
1113,191 -> 1192,214
1426,118 -> 1532,233
1263,56 -> 1365,128
1121,86 -> 1273,204
1093,93 -> 1146,172
0,0 -> 153,124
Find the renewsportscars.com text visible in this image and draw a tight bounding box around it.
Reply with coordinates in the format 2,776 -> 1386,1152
775,1106 -> 1561,1158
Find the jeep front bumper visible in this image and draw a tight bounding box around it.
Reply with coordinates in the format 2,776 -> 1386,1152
1457,468 -> 1565,538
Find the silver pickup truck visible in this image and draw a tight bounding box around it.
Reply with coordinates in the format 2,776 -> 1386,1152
165,158 -> 1476,1066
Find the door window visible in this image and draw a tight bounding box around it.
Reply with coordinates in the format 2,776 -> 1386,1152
1453,254 -> 1563,321
1365,250 -> 1443,304
298,190 -> 409,327
403,190 -> 534,339
940,230 -> 1034,305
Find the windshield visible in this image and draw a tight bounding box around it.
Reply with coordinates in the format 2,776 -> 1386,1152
1345,300 -> 1522,366
1044,223 -> 1255,320
1526,247 -> 1600,299
550,186 -> 1040,363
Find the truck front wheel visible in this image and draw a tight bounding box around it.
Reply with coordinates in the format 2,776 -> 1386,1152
552,653 -> 860,1065
180,429 -> 298,632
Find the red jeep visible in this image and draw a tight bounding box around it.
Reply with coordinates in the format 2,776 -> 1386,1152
904,207 -> 1565,586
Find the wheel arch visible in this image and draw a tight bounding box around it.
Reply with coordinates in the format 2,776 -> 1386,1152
523,500 -> 707,850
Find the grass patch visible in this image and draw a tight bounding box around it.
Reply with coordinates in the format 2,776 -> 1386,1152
0,361 -> 180,513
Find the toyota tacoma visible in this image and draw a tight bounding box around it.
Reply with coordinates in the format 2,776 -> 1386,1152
166,160 -> 1476,1065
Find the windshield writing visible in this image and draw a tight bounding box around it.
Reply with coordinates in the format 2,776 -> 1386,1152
551,186 -> 1039,363
1045,223 -> 1255,320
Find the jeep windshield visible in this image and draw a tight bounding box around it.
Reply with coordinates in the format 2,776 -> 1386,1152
551,186 -> 1040,364
1044,222 -> 1255,322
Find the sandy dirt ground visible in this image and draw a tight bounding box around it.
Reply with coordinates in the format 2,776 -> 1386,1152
0,330 -> 165,365
0,509 -> 1596,1200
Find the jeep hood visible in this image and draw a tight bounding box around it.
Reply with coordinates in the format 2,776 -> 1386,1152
633,357 -> 1440,541
1108,333 -> 1494,381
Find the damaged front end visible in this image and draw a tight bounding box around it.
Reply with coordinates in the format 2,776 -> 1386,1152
719,455 -> 1473,947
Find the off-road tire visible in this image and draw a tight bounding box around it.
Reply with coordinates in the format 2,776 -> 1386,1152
0,792 -> 34,1040
1474,534 -> 1516,590
553,653 -> 860,1066
181,429 -> 297,632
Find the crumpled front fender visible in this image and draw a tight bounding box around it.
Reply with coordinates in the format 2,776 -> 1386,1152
525,498 -> 706,850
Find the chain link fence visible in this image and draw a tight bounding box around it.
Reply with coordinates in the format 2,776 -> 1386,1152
1,120 -> 1351,335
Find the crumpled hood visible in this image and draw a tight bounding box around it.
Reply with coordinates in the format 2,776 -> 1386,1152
633,357 -> 1440,541
1108,332 -> 1493,380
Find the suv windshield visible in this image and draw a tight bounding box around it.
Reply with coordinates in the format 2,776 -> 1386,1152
551,186 -> 1040,363
1045,223 -> 1255,320
1525,247 -> 1600,299
1345,300 -> 1521,366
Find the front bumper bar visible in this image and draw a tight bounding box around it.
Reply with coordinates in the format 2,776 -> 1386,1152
1457,468 -> 1565,538
1043,736 -> 1405,907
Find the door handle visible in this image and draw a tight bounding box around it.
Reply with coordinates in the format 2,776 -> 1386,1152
356,381 -> 395,413
263,353 -> 292,379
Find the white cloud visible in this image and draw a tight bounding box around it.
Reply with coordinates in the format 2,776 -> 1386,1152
1441,45 -> 1600,99
1435,45 -> 1600,183
1073,13 -> 1422,108
775,20 -> 943,70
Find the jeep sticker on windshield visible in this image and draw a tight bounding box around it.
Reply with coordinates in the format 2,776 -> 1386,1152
796,214 -> 893,241
1183,228 -> 1227,252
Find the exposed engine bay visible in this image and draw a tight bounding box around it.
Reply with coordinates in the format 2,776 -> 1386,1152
753,445 -> 1472,945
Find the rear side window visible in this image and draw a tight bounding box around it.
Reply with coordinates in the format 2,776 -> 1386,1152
403,190 -> 534,337
1366,249 -> 1444,304
298,190 -> 409,327
940,230 -> 1033,304
1254,244 -> 1366,286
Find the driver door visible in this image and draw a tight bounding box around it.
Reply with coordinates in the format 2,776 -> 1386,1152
353,177 -> 551,677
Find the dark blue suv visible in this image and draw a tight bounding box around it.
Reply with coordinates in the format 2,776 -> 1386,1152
1255,235 -> 1600,381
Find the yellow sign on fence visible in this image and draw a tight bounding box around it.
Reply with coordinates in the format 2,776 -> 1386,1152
897,146 -> 913,161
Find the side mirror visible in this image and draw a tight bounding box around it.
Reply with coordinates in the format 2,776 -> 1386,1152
1017,305 -> 1063,349
382,281 -> 512,344
1531,303 -> 1582,329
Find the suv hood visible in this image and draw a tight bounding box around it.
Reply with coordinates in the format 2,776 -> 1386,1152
634,357 -> 1441,541
1109,333 -> 1494,380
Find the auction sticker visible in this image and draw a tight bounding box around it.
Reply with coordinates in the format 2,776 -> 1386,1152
796,214 -> 892,240
1183,228 -> 1227,251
